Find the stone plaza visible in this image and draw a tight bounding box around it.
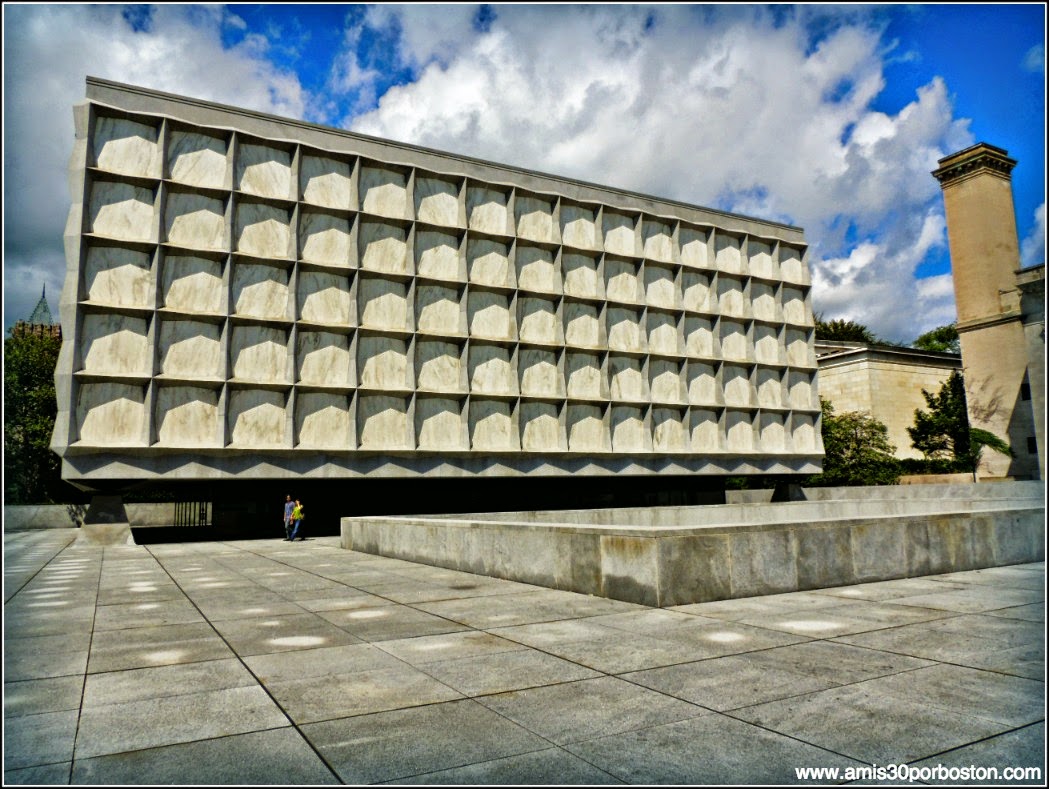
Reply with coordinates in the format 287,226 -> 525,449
3,528 -> 1044,784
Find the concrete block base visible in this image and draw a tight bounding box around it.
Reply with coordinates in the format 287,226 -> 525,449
77,495 -> 135,546
342,482 -> 1044,607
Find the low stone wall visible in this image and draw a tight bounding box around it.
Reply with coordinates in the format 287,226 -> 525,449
342,482 -> 1045,606
3,503 -> 179,531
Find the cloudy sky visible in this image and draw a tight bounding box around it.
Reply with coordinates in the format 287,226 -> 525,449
3,4 -> 1045,342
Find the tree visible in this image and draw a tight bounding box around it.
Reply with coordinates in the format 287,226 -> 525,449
913,324 -> 960,354
814,314 -> 879,344
907,370 -> 1012,479
807,398 -> 900,486
3,328 -> 65,503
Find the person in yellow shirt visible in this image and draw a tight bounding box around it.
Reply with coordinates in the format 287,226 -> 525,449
288,500 -> 305,541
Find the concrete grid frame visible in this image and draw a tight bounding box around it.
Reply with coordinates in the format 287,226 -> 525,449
53,77 -> 823,487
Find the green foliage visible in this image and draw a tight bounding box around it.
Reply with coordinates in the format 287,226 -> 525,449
814,314 -> 879,344
3,329 -> 66,503
912,324 -> 960,354
907,370 -> 1012,477
807,398 -> 901,486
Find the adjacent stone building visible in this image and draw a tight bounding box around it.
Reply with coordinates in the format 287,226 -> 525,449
933,143 -> 1044,480
52,78 -> 822,507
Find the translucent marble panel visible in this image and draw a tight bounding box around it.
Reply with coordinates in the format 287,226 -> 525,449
358,336 -> 410,390
605,259 -> 641,303
155,386 -> 220,446
642,219 -> 673,262
564,302 -> 602,348
715,234 -> 742,273
165,191 -> 226,250
469,399 -> 517,451
722,366 -> 753,407
792,413 -> 818,452
468,291 -> 513,341
566,352 -> 604,399
466,186 -> 509,235
359,222 -> 409,275
780,246 -> 805,283
725,410 -> 755,451
788,371 -> 816,410
756,368 -> 783,408
415,177 -> 460,227
299,212 -> 353,267
519,348 -> 562,398
298,271 -> 353,325
690,409 -> 721,451
560,204 -> 597,250
782,287 -> 808,326
607,308 -> 643,353
754,324 -> 781,365
416,398 -> 466,450
680,227 -> 709,269
751,282 -> 778,322
653,409 -> 687,452
229,389 -> 286,446
515,195 -> 554,243
297,332 -> 351,387
230,326 -> 289,383
236,202 -> 291,258
416,285 -> 463,336
567,405 -> 609,451
786,328 -> 813,367
611,407 -> 647,452
467,238 -> 511,287
93,117 -> 160,178
236,143 -> 292,200
469,345 -> 516,395
647,312 -> 680,356
158,320 -> 222,379
76,383 -> 145,444
417,340 -> 464,392
416,230 -> 461,281
748,240 -> 775,279
521,402 -> 565,451
682,271 -> 713,313
359,395 -> 410,449
759,412 -> 786,452
720,320 -> 749,361
85,246 -> 153,308
650,360 -> 684,403
609,355 -> 646,401
80,314 -> 151,376
563,253 -> 602,299
602,212 -> 636,257
687,362 -> 718,405
684,317 -> 715,358
168,130 -> 227,189
301,155 -> 353,209
518,298 -> 560,345
232,263 -> 289,320
90,182 -> 155,242
516,245 -> 558,293
717,276 -> 747,317
297,393 -> 353,449
645,264 -> 679,309
162,255 -> 223,314
359,277 -> 408,331
360,166 -> 408,219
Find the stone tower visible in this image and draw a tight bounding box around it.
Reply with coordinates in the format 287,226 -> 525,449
932,143 -> 1040,479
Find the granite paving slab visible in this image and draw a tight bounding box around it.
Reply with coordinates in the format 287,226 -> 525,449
3,762 -> 72,786
87,621 -> 235,673
92,599 -> 205,631
374,630 -> 527,665
669,589 -> 847,620
69,728 -> 339,785
81,658 -> 258,707
415,647 -> 603,697
888,586 -> 1044,613
244,642 -> 406,683
985,602 -> 1046,622
3,709 -> 79,771
564,713 -> 865,784
390,746 -> 625,785
317,603 -> 470,642
910,722 -> 1045,785
209,612 -> 363,656
734,600 -> 954,638
301,698 -> 552,784
4,675 -> 85,718
475,676 -> 708,745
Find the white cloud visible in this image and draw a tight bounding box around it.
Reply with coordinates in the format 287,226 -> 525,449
2,5 -> 306,327
348,5 -> 972,341
1023,43 -> 1044,74
1021,203 -> 1046,269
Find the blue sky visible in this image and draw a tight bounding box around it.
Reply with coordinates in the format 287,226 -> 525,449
3,4 -> 1045,341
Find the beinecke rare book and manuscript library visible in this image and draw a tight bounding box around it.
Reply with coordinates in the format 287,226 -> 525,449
52,78 -> 823,486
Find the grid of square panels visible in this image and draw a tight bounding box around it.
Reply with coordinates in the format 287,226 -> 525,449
69,107 -> 820,456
